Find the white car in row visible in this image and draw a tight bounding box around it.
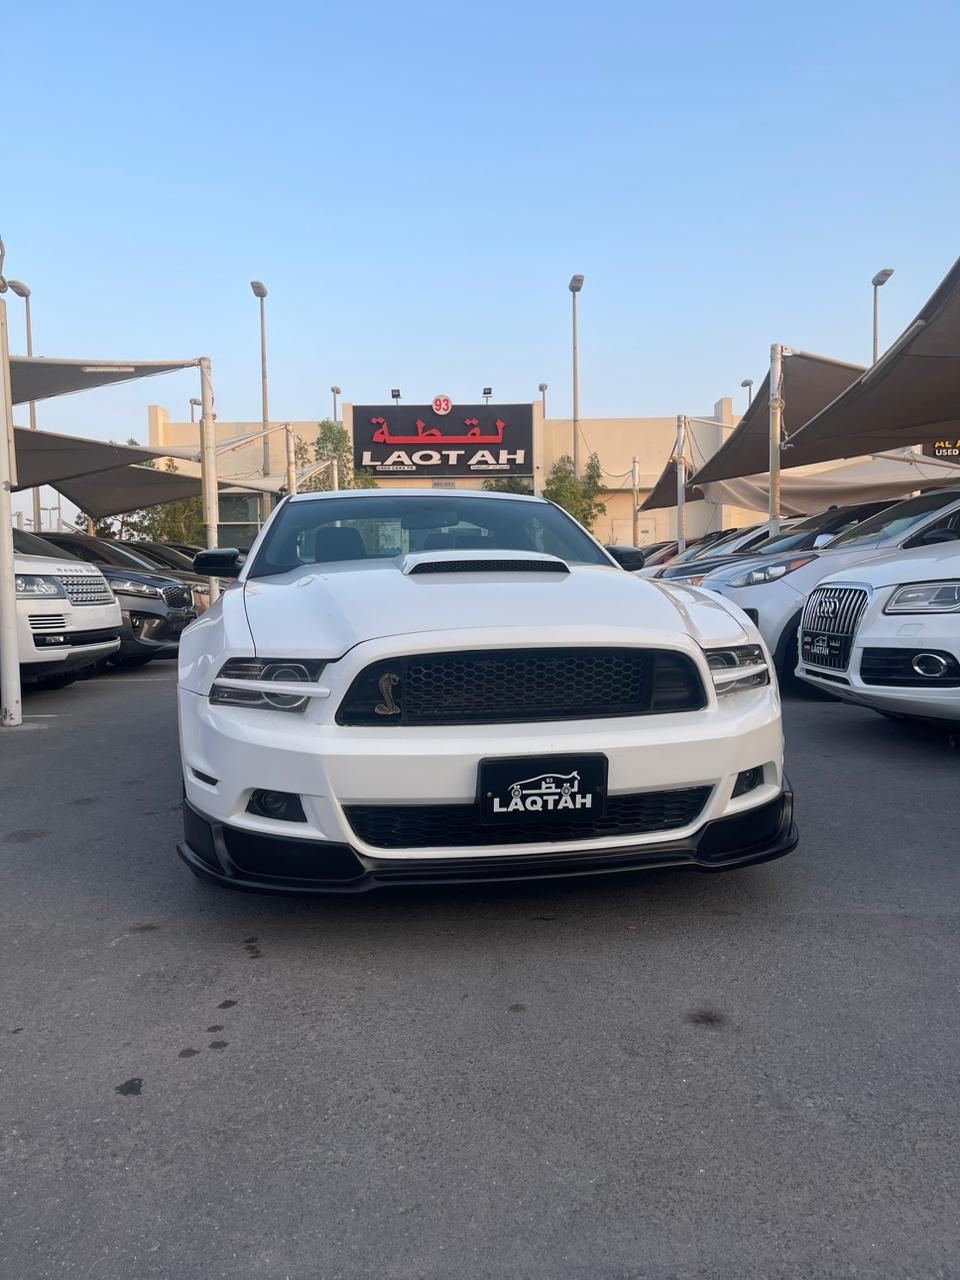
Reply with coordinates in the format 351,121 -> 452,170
177,489 -> 797,893
698,490 -> 960,678
12,529 -> 122,688
796,541 -> 960,721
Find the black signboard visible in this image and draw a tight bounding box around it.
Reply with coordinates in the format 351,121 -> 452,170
924,439 -> 960,460
353,403 -> 534,478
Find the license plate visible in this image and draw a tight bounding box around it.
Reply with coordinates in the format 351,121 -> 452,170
478,754 -> 608,824
800,630 -> 847,668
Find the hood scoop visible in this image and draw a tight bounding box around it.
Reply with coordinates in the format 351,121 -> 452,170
401,551 -> 570,576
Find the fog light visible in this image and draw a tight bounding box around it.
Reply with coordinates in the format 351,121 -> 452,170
247,789 -> 306,822
732,766 -> 764,798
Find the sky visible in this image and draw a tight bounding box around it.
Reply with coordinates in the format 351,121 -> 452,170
4,0 -> 960,456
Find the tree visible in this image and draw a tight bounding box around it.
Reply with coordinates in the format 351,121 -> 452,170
482,476 -> 534,495
298,420 -> 377,491
541,453 -> 606,530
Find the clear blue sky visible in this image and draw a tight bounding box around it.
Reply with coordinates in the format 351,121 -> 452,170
4,0 -> 959,442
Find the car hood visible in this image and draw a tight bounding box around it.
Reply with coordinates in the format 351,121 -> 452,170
98,566 -> 184,589
816,541 -> 960,589
14,552 -> 107,577
239,559 -> 752,657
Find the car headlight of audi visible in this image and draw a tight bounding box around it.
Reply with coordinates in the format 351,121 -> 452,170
15,574 -> 66,598
209,658 -> 328,712
704,645 -> 770,695
111,579 -> 162,598
724,556 -> 818,588
884,581 -> 960,614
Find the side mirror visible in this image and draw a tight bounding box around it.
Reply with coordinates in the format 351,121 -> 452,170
194,547 -> 241,575
607,546 -> 645,571
918,527 -> 960,546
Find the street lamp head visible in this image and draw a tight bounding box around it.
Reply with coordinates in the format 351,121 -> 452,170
331,385 -> 342,395
7,280 -> 30,299
482,387 -> 492,398
250,280 -> 268,298
872,268 -> 894,288
568,274 -> 585,293
391,388 -> 401,401
740,378 -> 753,389
189,397 -> 202,406
538,383 -> 548,392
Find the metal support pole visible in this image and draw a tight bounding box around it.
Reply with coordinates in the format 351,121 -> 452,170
21,293 -> 41,533
675,415 -> 687,554
285,424 -> 297,496
199,357 -> 221,604
0,298 -> 22,726
331,457 -> 339,492
631,456 -> 640,547
768,343 -> 784,535
571,290 -> 581,477
872,285 -> 880,365
258,294 -> 271,523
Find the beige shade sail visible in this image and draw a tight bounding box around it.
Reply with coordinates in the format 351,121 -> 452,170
698,449 -> 960,517
691,352 -> 865,486
10,356 -> 197,405
782,256 -> 960,466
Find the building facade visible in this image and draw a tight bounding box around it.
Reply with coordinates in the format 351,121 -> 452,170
148,396 -> 744,549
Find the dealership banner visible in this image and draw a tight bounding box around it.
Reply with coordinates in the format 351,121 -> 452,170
924,438 -> 960,460
353,403 -> 534,477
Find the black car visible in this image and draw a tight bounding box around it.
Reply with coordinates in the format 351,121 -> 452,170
38,532 -> 197,667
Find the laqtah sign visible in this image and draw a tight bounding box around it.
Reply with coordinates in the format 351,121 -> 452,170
353,403 -> 533,477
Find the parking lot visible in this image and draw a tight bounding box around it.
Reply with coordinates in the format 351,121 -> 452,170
2,665 -> 958,1279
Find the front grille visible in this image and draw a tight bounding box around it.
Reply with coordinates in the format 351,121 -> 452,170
860,647 -> 960,687
56,574 -> 114,606
337,647 -> 707,726
409,559 -> 569,575
29,614 -> 68,631
800,585 -> 869,670
346,786 -> 713,849
160,584 -> 193,609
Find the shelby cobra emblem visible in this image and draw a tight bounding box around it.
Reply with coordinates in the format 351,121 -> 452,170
375,672 -> 401,716
492,771 -> 591,815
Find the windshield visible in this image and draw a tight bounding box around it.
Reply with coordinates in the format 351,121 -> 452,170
827,491 -> 960,549
12,528 -> 79,559
681,525 -> 763,562
248,495 -> 611,578
96,541 -> 169,571
131,544 -> 195,572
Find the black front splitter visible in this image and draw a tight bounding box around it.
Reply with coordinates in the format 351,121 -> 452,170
177,788 -> 798,895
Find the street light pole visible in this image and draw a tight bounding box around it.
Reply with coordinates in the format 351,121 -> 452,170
8,282 -> 40,532
250,281 -> 271,521
331,385 -> 341,422
538,382 -> 548,416
871,268 -> 894,364
740,378 -> 754,409
189,397 -> 201,423
569,275 -> 584,477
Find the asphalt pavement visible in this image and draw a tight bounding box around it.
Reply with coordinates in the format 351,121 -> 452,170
1,663 -> 958,1279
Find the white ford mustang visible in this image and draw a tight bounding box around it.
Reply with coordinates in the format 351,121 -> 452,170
177,490 -> 797,892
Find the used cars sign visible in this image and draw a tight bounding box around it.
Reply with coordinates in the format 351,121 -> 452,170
353,403 -> 534,477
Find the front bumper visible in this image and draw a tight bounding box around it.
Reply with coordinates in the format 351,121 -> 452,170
17,598 -> 121,674
179,787 -> 798,892
119,605 -> 196,655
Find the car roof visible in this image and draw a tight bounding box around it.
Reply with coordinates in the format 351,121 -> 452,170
287,488 -> 545,504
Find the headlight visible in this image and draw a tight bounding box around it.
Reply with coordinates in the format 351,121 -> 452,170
726,556 -> 817,588
15,574 -> 66,598
704,644 -> 770,695
209,658 -> 327,712
110,579 -> 161,598
884,581 -> 960,614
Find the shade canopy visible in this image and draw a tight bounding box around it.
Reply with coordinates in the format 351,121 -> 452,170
52,458 -> 275,519
10,356 -> 197,405
12,425 -> 197,489
639,457 -> 704,511
699,449 -> 960,517
691,352 -> 865,486
784,255 -> 960,466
